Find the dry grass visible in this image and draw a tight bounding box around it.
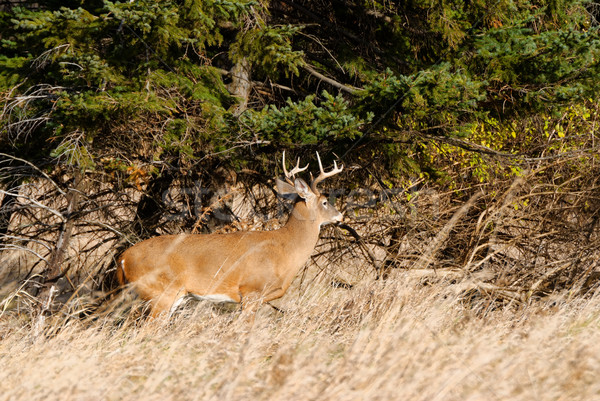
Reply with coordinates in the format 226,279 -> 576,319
1,274 -> 599,401
2,127 -> 600,400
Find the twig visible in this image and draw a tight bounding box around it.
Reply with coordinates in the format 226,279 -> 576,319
336,223 -> 381,274
422,133 -> 600,162
302,64 -> 358,94
0,153 -> 67,195
0,189 -> 65,221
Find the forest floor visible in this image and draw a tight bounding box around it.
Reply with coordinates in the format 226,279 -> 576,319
0,272 -> 599,401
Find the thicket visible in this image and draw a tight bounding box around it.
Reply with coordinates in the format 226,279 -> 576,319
1,0 -> 600,320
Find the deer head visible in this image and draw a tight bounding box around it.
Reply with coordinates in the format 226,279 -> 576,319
275,151 -> 343,226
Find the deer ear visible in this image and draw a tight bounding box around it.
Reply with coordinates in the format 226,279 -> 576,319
294,178 -> 316,201
276,178 -> 296,196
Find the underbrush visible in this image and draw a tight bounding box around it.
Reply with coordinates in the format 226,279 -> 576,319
1,275 -> 599,401
2,108 -> 600,400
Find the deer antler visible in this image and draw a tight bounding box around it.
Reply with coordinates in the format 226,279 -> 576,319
310,152 -> 343,195
282,150 -> 309,185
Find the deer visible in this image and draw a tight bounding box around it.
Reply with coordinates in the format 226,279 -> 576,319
117,152 -> 344,318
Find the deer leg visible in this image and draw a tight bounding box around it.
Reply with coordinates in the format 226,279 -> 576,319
239,292 -> 266,325
262,287 -> 287,303
147,288 -> 184,319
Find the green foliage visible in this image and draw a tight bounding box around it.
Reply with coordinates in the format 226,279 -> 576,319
467,22 -> 600,109
148,66 -> 233,107
0,1 -> 258,166
157,119 -> 195,159
231,24 -> 305,78
1,0 -> 600,185
240,91 -> 371,146
357,64 -> 486,136
421,101 -> 600,187
105,0 -> 253,54
49,132 -> 96,170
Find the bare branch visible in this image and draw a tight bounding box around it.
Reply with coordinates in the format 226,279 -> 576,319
0,189 -> 65,221
302,64 -> 358,94
0,153 -> 66,195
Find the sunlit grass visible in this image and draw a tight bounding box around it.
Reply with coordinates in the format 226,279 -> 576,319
1,274 -> 599,400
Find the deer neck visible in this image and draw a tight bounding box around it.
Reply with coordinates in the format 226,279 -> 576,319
277,201 -> 321,278
283,200 -> 321,238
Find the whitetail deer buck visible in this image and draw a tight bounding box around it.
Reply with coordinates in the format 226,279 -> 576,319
117,152 -> 344,317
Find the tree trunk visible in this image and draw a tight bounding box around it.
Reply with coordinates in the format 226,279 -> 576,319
228,56 -> 252,116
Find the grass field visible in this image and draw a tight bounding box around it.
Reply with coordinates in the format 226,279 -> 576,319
1,273 -> 599,401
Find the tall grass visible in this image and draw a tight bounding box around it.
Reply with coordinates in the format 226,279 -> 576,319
1,275 -> 599,401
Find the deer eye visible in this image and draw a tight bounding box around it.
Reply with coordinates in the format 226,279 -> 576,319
322,200 -> 328,206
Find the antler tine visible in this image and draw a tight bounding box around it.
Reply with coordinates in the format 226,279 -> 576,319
282,150 -> 309,184
311,152 -> 344,194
